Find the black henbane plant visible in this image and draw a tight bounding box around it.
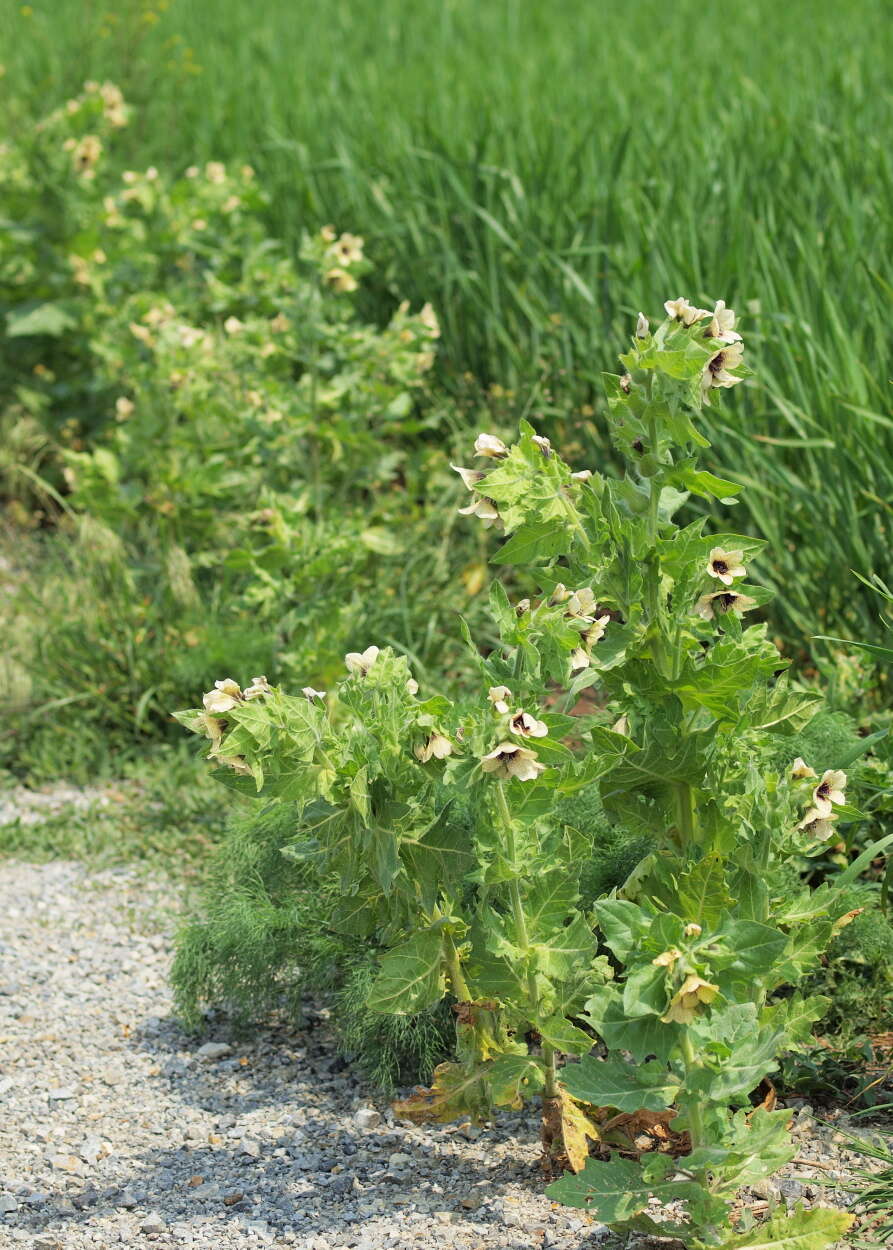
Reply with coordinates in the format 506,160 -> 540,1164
177,298 -> 876,1249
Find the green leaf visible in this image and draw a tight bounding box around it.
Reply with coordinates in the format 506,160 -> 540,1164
367,929 -> 445,1014
547,1154 -> 717,1226
488,1053 -> 545,1109
6,300 -> 77,337
560,1057 -> 678,1112
674,853 -> 732,928
717,919 -> 788,978
672,466 -> 743,502
537,1015 -> 593,1057
491,521 -> 570,565
584,986 -> 681,1062
716,1206 -> 854,1250
594,898 -> 652,961
546,1154 -> 649,1219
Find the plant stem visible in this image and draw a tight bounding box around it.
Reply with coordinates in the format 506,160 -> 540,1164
442,929 -> 470,1001
676,781 -> 697,847
679,1031 -> 705,1149
542,1042 -> 559,1098
496,783 -> 541,1021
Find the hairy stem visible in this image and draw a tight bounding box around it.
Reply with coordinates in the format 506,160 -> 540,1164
679,1031 -> 706,1149
442,930 -> 470,1002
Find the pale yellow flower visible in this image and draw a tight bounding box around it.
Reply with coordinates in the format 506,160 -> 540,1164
325,267 -> 358,293
320,224 -> 337,243
474,433 -> 508,459
205,160 -> 226,184
585,615 -> 610,647
706,300 -> 742,344
129,322 -> 154,346
663,297 -> 710,326
115,396 -> 134,420
198,712 -> 224,746
177,325 -> 207,349
223,316 -> 244,335
457,496 -> 499,526
481,742 -> 545,782
406,678 -> 419,696
345,645 -> 380,676
683,923 -> 702,938
791,757 -> 817,780
415,733 -> 453,763
243,675 -> 272,701
270,313 -> 290,333
330,232 -> 364,265
567,588 -> 598,621
707,546 -> 746,586
509,710 -> 548,739
662,974 -> 719,1024
488,686 -> 512,715
222,195 -> 241,213
302,687 -> 326,701
215,754 -> 252,776
798,812 -> 838,840
701,342 -> 745,403
532,434 -> 552,457
71,134 -> 102,176
571,469 -> 593,482
652,947 -> 682,970
570,647 -> 590,671
635,312 -> 649,338
419,302 -> 440,337
202,678 -> 242,714
694,589 -> 756,620
549,583 -> 570,605
808,769 -> 847,819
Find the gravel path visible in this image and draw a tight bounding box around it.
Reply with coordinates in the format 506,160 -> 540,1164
0,860 -> 887,1250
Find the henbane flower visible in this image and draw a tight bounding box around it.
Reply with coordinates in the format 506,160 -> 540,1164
243,675 -> 272,701
694,589 -> 756,620
457,496 -> 499,527
798,768 -> 847,829
415,733 -> 453,763
652,947 -> 682,971
488,686 -> 512,715
706,300 -> 742,344
700,341 -> 745,403
509,710 -> 548,739
663,297 -> 710,326
474,433 -> 508,459
325,268 -> 358,293
345,645 -> 379,675
662,974 -> 719,1025
330,232 -> 364,265
452,465 -> 486,490
202,678 -> 242,714
481,742 -> 545,782
707,547 -> 746,586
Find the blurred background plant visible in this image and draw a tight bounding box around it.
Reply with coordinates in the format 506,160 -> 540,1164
4,0 -> 892,666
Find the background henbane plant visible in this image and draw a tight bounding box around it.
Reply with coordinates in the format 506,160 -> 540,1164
176,300 -> 882,1248
5,0 -> 893,660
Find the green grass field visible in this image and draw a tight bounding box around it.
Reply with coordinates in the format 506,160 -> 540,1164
6,0 -> 892,651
